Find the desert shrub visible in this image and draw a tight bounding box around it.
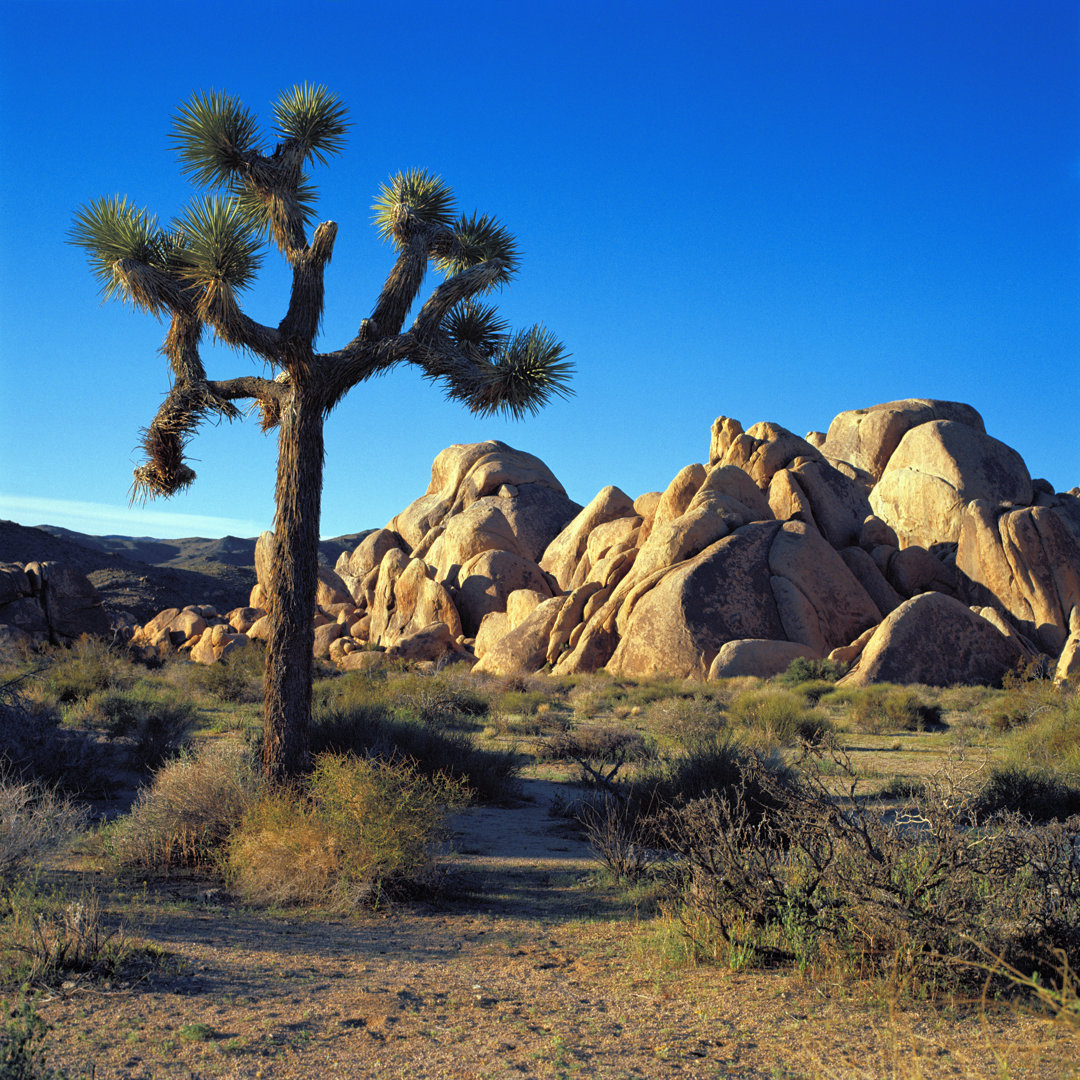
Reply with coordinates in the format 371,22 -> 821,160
776,656 -> 846,686
653,747 -> 1080,996
934,683 -> 997,714
170,643 -> 265,704
831,684 -> 943,733
0,678 -> 106,790
726,687 -> 830,744
786,679 -> 840,706
999,685 -> 1080,776
0,887 -> 129,989
580,796 -> 654,884
228,753 -> 467,907
63,683 -> 195,769
538,724 -> 654,791
310,703 -> 520,804
972,766 -> 1080,822
108,741 -> 260,871
383,670 -> 490,725
491,688 -> 554,718
627,735 -> 794,827
40,636 -> 136,704
566,674 -> 626,720
643,694 -> 728,744
0,995 -> 71,1079
314,667 -> 490,725
0,778 -> 85,885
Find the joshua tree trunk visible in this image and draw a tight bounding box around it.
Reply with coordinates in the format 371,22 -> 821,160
262,384 -> 324,781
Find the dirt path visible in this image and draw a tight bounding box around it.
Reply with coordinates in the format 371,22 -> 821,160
36,780 -> 1080,1080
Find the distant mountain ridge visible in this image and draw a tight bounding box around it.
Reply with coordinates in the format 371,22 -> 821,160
0,520 -> 367,624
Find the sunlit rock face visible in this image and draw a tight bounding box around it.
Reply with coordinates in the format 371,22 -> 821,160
77,401 -> 1079,686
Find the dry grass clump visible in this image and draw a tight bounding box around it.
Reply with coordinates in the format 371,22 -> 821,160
227,753 -> 467,908
0,888 -> 129,989
643,693 -> 727,743
108,741 -> 260,871
0,777 -> 85,884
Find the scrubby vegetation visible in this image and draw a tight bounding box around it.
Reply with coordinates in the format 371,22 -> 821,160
0,639 -> 1077,1074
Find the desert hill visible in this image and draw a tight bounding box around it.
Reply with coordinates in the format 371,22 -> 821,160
0,520 -> 365,625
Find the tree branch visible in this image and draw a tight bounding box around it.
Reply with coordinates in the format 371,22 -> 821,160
411,262 -> 505,341
278,220 -> 337,345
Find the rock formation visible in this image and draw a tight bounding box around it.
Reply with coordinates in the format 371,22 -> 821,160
31,399 -> 1077,688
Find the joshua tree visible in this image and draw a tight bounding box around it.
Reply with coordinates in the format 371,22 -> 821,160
70,85 -> 572,782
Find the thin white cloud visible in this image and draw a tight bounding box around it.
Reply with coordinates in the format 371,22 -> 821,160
0,494 -> 266,539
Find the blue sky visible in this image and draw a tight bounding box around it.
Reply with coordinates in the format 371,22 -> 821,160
1,0 -> 1077,540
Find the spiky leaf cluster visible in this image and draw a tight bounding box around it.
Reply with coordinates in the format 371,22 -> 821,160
372,169 -> 457,245
465,326 -> 574,418
68,195 -> 169,308
172,90 -> 261,188
173,196 -> 263,293
273,83 -> 349,166
445,301 -> 509,357
436,213 -> 519,285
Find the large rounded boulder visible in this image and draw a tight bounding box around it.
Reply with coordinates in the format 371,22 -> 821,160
870,420 -> 1032,548
840,592 -> 1024,687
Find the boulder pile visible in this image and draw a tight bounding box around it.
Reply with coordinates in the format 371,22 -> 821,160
0,560 -> 111,659
18,402 -> 1080,687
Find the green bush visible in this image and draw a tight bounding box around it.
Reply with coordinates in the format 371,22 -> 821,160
0,995 -> 70,1079
831,684 -> 943,733
316,668 -> 489,727
999,685 -> 1080,776
776,656 -> 846,686
40,636 -> 136,704
973,766 -> 1080,822
63,684 -> 194,769
169,643 -> 265,704
227,753 -> 467,907
310,702 -> 520,804
727,687 -> 830,744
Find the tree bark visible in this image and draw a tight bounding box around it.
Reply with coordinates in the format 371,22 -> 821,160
262,383 -> 325,782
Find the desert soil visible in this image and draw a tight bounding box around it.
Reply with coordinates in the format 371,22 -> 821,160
34,778 -> 1080,1080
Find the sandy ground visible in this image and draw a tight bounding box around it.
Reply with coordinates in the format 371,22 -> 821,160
33,779 -> 1080,1080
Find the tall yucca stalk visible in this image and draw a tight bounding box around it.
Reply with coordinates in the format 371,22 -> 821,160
70,86 -> 572,783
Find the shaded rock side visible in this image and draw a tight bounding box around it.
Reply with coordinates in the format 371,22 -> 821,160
957,496 -> 1080,655
540,485 -> 637,592
840,592 -> 1024,687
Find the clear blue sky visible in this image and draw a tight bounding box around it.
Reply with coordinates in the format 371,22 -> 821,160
1,0 -> 1077,540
